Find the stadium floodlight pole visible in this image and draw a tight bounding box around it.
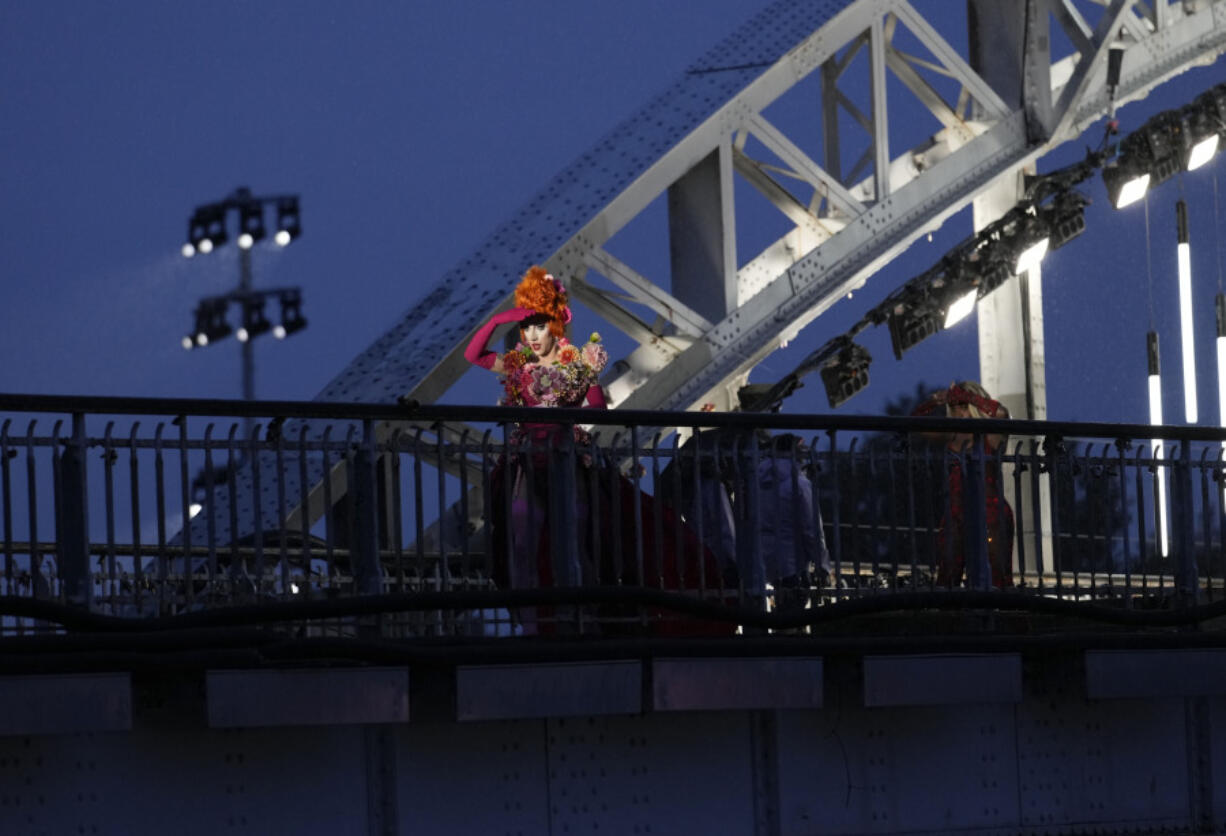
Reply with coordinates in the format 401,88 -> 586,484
181,186 -> 304,439
1175,200 -> 1197,423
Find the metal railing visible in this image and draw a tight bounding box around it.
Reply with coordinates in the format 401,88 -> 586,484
2,393 -> 1225,638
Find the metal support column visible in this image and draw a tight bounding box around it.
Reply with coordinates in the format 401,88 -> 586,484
351,420 -> 383,607
969,0 -> 1054,578
58,412 -> 92,610
668,140 -> 738,323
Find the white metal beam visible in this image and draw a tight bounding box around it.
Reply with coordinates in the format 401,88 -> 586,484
892,0 -> 1012,120
745,113 -> 867,216
871,14 -> 892,201
584,247 -> 713,338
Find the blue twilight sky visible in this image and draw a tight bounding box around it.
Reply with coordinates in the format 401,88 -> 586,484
1,1 -> 1224,427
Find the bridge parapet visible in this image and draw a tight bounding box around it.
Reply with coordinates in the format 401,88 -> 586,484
0,393 -> 1223,640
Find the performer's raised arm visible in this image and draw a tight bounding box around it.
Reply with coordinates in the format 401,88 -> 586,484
464,306 -> 537,373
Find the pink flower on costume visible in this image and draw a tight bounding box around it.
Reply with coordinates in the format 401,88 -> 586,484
580,342 -> 607,373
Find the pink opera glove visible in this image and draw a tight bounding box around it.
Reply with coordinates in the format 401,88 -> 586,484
583,384 -> 608,409
464,307 -> 536,369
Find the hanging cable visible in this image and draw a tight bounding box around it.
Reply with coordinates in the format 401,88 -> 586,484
1145,191 -> 1155,328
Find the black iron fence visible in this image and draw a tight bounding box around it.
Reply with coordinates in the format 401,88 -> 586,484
1,393 -> 1224,637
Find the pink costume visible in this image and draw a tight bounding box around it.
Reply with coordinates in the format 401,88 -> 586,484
465,307 -> 608,633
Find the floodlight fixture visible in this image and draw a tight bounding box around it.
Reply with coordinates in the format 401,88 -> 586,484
1185,84 -> 1226,170
886,295 -> 940,360
1014,237 -> 1049,275
1102,110 -> 1184,209
1008,214 -> 1050,275
202,204 -> 228,251
1188,134 -> 1221,171
1042,191 -> 1089,251
237,198 -> 266,250
1140,111 -> 1187,187
1103,163 -> 1150,209
943,288 -> 978,328
275,197 -> 300,246
236,296 -> 272,343
964,248 -> 1013,299
820,342 -> 871,408
187,298 -> 232,348
274,289 -> 307,339
184,209 -> 211,258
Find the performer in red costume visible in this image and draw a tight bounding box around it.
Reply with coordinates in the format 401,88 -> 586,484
913,381 -> 1014,588
466,266 -> 732,635
465,266 -> 608,632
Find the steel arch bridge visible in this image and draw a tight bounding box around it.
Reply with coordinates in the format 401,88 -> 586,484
192,0 -> 1226,545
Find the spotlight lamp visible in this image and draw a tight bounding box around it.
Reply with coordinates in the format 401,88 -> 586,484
973,255 -> 1013,298
182,188 -> 301,257
237,199 -> 266,250
184,209 -> 211,258
1007,213 -> 1050,275
1185,83 -> 1226,171
1102,159 -> 1150,209
236,296 -> 272,343
1104,110 -> 1187,209
1041,191 -> 1089,251
203,204 -> 228,252
925,261 -> 978,328
820,342 -> 872,408
886,294 -> 940,360
186,298 -> 232,348
274,290 -> 307,338
275,197 -> 301,246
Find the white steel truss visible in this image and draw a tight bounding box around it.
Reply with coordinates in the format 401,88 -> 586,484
188,0 -> 1226,545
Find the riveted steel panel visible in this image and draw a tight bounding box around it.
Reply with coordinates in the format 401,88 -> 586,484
0,726 -> 369,835
545,713 -> 755,836
774,703 -> 1020,834
1016,654 -> 1190,831
398,720 -> 551,835
863,653 -> 1022,707
456,661 -> 640,721
653,657 -> 823,711
206,667 -> 409,728
0,673 -> 131,736
1086,649 -> 1226,698
1213,697 -> 1226,834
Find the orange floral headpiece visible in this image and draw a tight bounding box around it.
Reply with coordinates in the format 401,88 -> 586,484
514,266 -> 571,338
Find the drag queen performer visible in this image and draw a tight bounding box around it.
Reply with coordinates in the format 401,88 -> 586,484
464,266 -> 608,631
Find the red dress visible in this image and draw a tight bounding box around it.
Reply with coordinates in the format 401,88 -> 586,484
912,387 -> 1014,589
936,441 -> 1015,588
